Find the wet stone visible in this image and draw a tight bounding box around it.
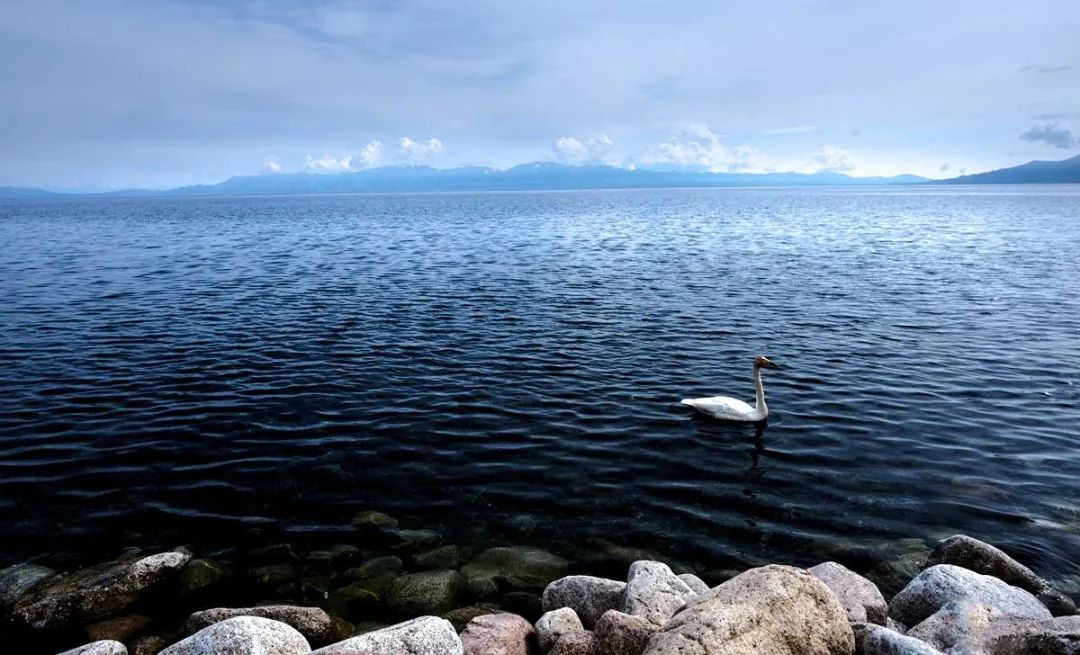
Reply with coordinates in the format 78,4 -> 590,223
0,563 -> 55,610
388,569 -> 467,616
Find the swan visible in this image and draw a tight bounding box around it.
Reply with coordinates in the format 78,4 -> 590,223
681,355 -> 778,422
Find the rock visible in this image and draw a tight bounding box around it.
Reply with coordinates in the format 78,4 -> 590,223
184,605 -> 333,644
851,623 -> 942,655
443,605 -> 503,632
337,555 -> 404,601
642,564 -> 854,655
905,600 -> 1000,652
0,563 -> 55,609
591,610 -> 658,655
954,614 -> 1080,654
888,564 -> 1051,627
389,570 -> 467,616
501,591 -> 544,623
352,510 -> 399,529
329,581 -> 382,620
549,631 -> 591,655
248,543 -> 302,564
310,616 -> 463,654
622,561 -> 698,626
177,559 -> 229,596
542,576 -> 626,629
678,574 -> 710,596
536,608 -> 584,652
928,535 -> 1045,595
14,550 -> 191,630
56,641 -> 129,655
384,528 -> 443,553
809,562 -> 888,625
159,616 -> 309,655
459,612 -> 536,655
248,563 -> 300,587
329,544 -> 363,569
1038,587 -> 1078,617
868,544 -> 932,600
415,546 -> 468,571
129,636 -> 167,655
86,614 -> 151,641
462,547 -> 569,593
578,538 -> 690,576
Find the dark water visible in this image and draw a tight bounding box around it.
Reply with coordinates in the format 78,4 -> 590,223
2,187 -> 1079,584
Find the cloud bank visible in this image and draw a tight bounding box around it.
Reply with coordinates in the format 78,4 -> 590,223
1019,124 -> 1079,149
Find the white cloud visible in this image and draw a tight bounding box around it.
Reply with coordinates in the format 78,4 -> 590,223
264,158 -> 282,173
358,140 -> 381,168
397,137 -> 443,163
302,140 -> 383,172
552,134 -> 613,164
805,145 -> 855,173
636,127 -> 769,173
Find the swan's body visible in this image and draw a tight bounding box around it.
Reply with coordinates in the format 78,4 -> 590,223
681,356 -> 776,422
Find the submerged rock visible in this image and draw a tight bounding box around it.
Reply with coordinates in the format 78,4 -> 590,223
462,547 -> 569,593
888,564 -> 1051,627
851,623 -> 941,655
415,545 -> 468,571
56,640 -> 128,655
184,605 -> 333,644
14,550 -> 191,630
351,510 -> 399,529
384,528 -> 443,553
311,616 -> 463,655
643,564 -> 854,655
809,561 -> 888,625
591,610 -> 658,655
536,608 -> 584,652
541,576 -> 626,629
622,561 -> 698,625
177,559 -> 229,596
0,563 -> 55,610
867,542 -> 932,600
443,605 -> 504,632
388,570 -> 467,616
159,616 -> 309,655
459,612 -> 536,655
927,535 -> 1045,594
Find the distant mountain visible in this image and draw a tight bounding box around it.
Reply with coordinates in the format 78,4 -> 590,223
0,186 -> 61,199
0,164 -> 929,199
938,154 -> 1080,184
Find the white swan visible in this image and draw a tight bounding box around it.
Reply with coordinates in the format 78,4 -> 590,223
681,355 -> 778,422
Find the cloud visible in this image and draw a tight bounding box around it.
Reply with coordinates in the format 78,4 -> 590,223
1019,64 -> 1072,74
358,140 -> 382,168
264,158 -> 282,173
637,127 -> 768,173
303,140 -> 383,172
552,134 -> 613,164
1018,123 -> 1079,149
758,125 -> 819,135
939,162 -> 951,172
805,145 -> 855,173
397,137 -> 443,163
1035,110 -> 1080,121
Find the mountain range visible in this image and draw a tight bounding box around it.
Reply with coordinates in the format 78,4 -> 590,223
1,154 -> 1078,199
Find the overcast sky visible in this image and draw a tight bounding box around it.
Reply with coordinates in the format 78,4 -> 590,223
2,0 -> 1078,190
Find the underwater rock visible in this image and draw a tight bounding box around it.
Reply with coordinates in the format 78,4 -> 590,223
159,616 -> 309,655
0,563 -> 55,610
351,510 -> 399,529
177,559 -> 229,596
809,561 -> 888,625
927,535 -> 1045,595
867,542 -> 932,600
415,545 -> 468,571
622,561 -> 698,626
247,543 -> 301,565
184,605 -> 333,644
459,612 -> 536,655
541,576 -> 626,629
462,547 -> 569,593
888,565 -> 1051,627
384,528 -> 443,553
310,616 -> 463,655
590,610 -> 658,655
388,570 -> 468,616
535,607 -> 584,652
443,605 -> 504,632
643,565 -> 854,655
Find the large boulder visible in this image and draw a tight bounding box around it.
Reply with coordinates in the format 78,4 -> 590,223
927,535 -> 1045,595
549,631 -> 592,655
15,550 -> 191,629
541,576 -> 626,629
643,564 -> 854,655
389,570 -> 467,616
851,623 -> 942,655
888,565 -> 1051,627
591,610 -> 659,655
678,574 -> 710,595
905,600 -> 1000,652
462,547 -> 569,593
809,562 -> 888,625
622,561 -> 698,626
535,608 -> 584,652
0,563 -> 55,610
159,616 -> 309,655
56,641 -> 128,655
184,605 -> 333,644
952,614 -> 1080,654
459,612 -> 536,655
311,616 -> 463,654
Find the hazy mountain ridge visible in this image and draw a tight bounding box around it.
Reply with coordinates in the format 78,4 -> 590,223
936,154 -> 1080,184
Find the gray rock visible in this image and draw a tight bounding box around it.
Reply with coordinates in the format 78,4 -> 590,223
622,561 -> 698,626
810,561 -> 888,625
443,605 -> 503,633
415,546 -> 468,571
177,559 -> 229,596
643,564 -> 854,655
0,563 -> 55,609
888,565 -> 1051,627
905,600 -> 1000,652
384,529 -> 443,553
678,574 -> 710,596
159,616 -> 309,655
953,614 -> 1080,655
868,544 -> 932,600
56,641 -> 128,655
389,570 -> 467,616
536,608 -> 584,652
541,576 -> 626,629
128,636 -> 167,655
549,630 -> 591,655
351,510 -> 399,529
462,547 -> 569,593
591,610 -> 658,655
851,623 -> 942,655
1038,587 -> 1078,617
184,605 -> 333,644
459,612 -> 536,655
311,616 -> 463,654
928,535 -> 1045,595
15,550 -> 192,630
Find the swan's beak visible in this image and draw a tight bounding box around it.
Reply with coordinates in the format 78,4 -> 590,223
763,359 -> 779,369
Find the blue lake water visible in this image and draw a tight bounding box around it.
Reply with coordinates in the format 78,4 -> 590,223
1,186 -> 1079,585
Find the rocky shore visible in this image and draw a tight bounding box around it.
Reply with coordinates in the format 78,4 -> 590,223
2,515 -> 1077,655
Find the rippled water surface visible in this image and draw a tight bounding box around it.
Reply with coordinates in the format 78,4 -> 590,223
2,187 -> 1079,582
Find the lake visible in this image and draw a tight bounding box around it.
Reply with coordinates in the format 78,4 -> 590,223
1,186 -> 1079,587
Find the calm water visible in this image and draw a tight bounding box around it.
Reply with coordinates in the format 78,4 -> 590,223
2,187 -> 1079,584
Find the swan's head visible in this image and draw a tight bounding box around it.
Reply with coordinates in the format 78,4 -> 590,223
754,355 -> 777,369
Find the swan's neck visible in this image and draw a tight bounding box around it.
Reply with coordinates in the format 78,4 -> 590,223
753,365 -> 766,414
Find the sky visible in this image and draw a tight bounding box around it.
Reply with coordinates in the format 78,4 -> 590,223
1,0 -> 1078,190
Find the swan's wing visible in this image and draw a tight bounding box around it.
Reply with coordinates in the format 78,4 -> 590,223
680,395 -> 755,420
